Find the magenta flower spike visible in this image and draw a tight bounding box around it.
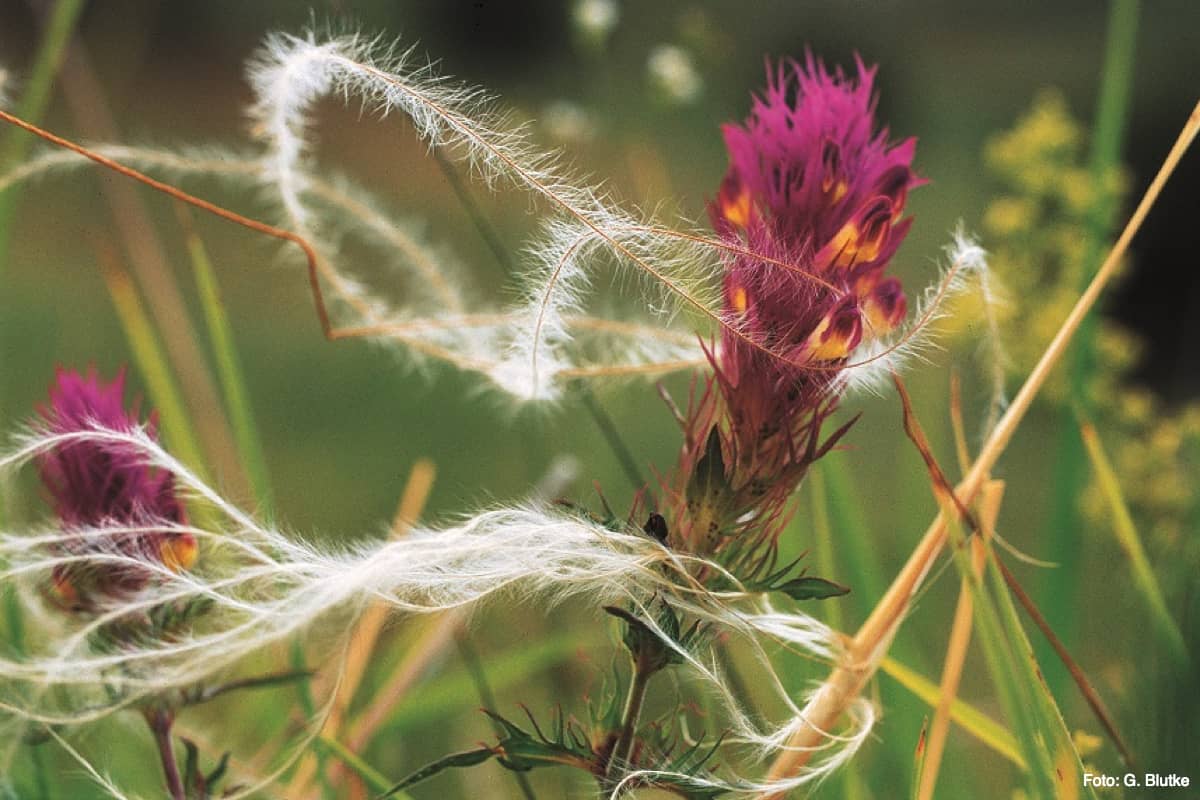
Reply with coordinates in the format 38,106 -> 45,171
674,54 -> 920,560
36,367 -> 196,610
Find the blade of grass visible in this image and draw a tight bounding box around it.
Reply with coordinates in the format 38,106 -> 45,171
943,506 -> 1058,799
906,377 -> 1103,795
917,480 -> 1005,800
982,541 -> 1099,800
1077,417 -> 1188,664
293,460 -> 438,799
175,202 -> 274,516
759,98 -> 1199,795
1042,0 -> 1140,696
97,245 -> 208,478
0,9 -> 88,742
995,555 -> 1134,769
316,734 -> 409,799
894,375 -> 1057,797
909,718 -> 928,800
807,467 -> 866,800
55,40 -> 251,504
878,657 -> 1024,769
456,633 -> 538,800
0,0 -> 88,266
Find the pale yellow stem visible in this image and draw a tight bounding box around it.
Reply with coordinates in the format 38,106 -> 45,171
288,459 -> 437,797
918,480 -> 1004,800
758,100 -> 1199,798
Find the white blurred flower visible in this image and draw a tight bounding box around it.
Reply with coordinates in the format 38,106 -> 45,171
573,0 -> 619,44
647,44 -> 703,105
0,68 -> 11,109
541,100 -> 596,144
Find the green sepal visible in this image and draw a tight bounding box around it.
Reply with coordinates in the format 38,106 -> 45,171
771,575 -> 851,601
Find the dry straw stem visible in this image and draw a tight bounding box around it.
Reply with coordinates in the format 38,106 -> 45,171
759,99 -> 1200,796
287,459 -> 437,797
917,479 -> 1004,800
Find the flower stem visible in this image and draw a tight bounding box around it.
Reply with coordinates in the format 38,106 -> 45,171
606,650 -> 656,784
146,708 -> 184,800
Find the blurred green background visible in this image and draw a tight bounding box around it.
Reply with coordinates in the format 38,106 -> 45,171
0,1 -> 1197,797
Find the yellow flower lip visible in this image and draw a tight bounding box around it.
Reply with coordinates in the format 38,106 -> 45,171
160,534 -> 199,573
817,196 -> 894,270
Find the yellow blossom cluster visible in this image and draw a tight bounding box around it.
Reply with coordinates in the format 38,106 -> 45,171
966,90 -> 1200,552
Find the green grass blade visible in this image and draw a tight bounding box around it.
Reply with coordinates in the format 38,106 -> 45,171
943,511 -> 1058,799
317,735 -> 406,798
1041,0 -> 1140,695
177,206 -> 273,516
0,0 -> 88,265
0,6 -> 89,721
983,542 -> 1100,799
380,633 -> 583,735
806,467 -> 868,800
879,656 -> 1025,769
1078,418 -> 1187,664
910,718 -> 928,800
100,257 -> 207,478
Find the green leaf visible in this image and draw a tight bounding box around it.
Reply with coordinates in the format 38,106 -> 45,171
378,748 -> 495,797
773,575 -> 850,601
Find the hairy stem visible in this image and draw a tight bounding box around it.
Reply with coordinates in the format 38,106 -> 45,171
606,651 -> 656,785
146,708 -> 184,800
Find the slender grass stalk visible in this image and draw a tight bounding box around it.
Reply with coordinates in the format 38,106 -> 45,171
578,381 -> 645,491
457,633 -> 538,800
317,735 -> 408,798
1078,417 -> 1188,663
98,248 -> 208,478
54,44 -> 252,504
1042,0 -> 1139,695
174,202 -> 274,516
757,99 -> 1199,796
909,718 -> 928,800
917,481 -> 1005,800
940,504 -> 1058,799
0,0 -> 88,268
429,143 -> 646,493
292,460 -> 437,799
878,656 -> 1024,769
0,14 -> 87,764
806,468 -> 867,800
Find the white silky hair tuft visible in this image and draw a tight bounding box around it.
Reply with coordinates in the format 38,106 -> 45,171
841,226 -> 995,396
0,30 -> 981,406
0,423 -> 870,797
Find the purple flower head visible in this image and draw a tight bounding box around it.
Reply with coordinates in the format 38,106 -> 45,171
712,52 -> 920,399
35,367 -> 195,610
673,54 -> 919,559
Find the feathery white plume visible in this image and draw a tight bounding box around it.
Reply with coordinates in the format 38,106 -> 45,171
0,424 -> 867,796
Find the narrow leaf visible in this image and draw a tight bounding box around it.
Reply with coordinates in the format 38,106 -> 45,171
378,748 -> 495,797
773,576 -> 850,601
